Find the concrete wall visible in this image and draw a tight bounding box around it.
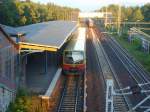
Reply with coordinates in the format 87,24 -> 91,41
0,31 -> 17,112
0,86 -> 15,112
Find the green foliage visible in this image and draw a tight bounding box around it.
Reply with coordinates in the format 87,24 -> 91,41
124,7 -> 133,21
132,8 -> 144,21
141,3 -> 150,22
6,88 -> 48,112
0,0 -> 79,26
6,88 -> 30,112
99,4 -> 148,22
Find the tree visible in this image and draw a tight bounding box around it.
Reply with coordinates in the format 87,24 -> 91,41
132,8 -> 144,21
99,5 -> 145,22
0,0 -> 16,26
0,0 -> 79,26
20,16 -> 27,25
124,7 -> 133,21
141,3 -> 150,22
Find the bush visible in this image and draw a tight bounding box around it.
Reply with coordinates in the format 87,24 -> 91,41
7,88 -> 31,112
7,88 -> 48,112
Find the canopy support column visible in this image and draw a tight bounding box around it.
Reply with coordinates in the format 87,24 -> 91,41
45,51 -> 48,74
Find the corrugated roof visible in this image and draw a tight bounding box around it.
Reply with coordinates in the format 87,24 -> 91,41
0,24 -> 20,36
0,26 -> 17,48
16,21 -> 77,49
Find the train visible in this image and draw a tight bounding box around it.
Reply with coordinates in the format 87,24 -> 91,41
88,19 -> 94,28
62,27 -> 86,75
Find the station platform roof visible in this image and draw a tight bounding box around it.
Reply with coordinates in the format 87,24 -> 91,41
1,21 -> 77,52
0,24 -> 19,36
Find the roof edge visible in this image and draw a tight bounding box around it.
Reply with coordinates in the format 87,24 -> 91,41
58,24 -> 78,49
19,42 -> 58,52
0,26 -> 18,49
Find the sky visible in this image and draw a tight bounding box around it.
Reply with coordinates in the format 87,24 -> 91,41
31,0 -> 150,11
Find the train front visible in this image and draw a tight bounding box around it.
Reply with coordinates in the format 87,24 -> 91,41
63,50 -> 85,75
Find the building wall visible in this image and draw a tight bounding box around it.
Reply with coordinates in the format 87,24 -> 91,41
0,31 -> 17,112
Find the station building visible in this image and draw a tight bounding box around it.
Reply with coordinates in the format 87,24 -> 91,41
0,26 -> 17,112
0,21 -> 77,111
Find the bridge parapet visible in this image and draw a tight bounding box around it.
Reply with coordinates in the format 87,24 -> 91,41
78,12 -> 112,18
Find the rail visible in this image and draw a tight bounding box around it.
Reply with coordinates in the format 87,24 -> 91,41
57,76 -> 82,112
57,79 -> 66,112
98,38 -> 131,111
74,78 -> 80,112
108,35 -> 150,90
111,36 -> 150,82
91,28 -> 130,112
103,31 -> 150,111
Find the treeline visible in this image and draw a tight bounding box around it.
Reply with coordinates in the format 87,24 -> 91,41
99,4 -> 150,22
0,0 -> 79,26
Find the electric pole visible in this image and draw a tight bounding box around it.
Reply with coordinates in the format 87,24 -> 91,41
105,7 -> 108,28
117,5 -> 121,35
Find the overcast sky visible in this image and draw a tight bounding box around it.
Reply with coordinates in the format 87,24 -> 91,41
31,0 -> 150,11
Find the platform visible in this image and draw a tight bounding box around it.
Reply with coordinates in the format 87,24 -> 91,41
44,68 -> 62,97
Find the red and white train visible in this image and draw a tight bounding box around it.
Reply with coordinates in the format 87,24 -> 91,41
62,27 -> 86,75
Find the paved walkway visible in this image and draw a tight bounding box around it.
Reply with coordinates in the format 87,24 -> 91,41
26,52 -> 58,94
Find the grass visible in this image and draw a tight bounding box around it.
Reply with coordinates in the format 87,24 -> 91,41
112,33 -> 150,72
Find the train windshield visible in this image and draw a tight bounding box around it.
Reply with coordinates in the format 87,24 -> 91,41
64,51 -> 84,64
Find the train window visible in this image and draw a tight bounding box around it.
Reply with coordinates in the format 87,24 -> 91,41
64,51 -> 84,64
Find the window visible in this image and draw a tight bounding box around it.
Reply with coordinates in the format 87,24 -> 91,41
64,51 -> 84,64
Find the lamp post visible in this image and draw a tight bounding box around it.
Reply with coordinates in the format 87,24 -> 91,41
117,5 -> 121,36
124,19 -> 128,33
136,20 -> 140,28
135,20 -> 140,27
105,7 -> 108,28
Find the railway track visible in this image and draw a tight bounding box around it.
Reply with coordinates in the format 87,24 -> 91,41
96,25 -> 150,111
113,37 -> 150,84
90,28 -> 129,112
57,76 -> 83,112
105,35 -> 150,111
108,35 -> 150,84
